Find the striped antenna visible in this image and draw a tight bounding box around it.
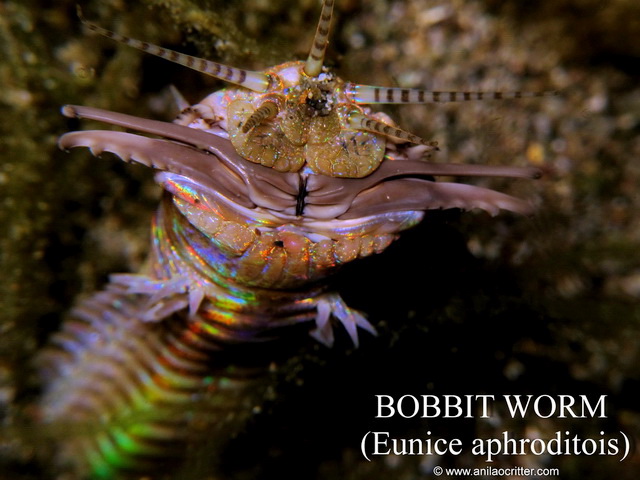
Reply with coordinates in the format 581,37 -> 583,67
304,0 -> 335,77
77,6 -> 270,93
242,101 -> 279,133
347,84 -> 558,104
349,112 -> 438,149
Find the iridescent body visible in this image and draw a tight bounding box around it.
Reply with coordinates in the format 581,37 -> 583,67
40,1 -> 551,478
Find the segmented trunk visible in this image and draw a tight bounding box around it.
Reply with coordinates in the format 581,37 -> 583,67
39,195 -> 327,478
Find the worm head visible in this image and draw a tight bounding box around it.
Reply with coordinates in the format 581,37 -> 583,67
65,1 -> 550,221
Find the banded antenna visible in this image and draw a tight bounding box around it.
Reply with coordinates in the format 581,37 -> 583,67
242,101 -> 280,133
76,6 -> 270,93
304,0 -> 335,77
348,112 -> 438,149
347,84 -> 558,104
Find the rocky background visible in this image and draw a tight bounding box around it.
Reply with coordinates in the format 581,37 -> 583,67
1,0 -> 639,478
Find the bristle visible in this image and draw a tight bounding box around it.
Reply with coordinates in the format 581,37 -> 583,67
304,0 -> 335,77
169,85 -> 190,111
